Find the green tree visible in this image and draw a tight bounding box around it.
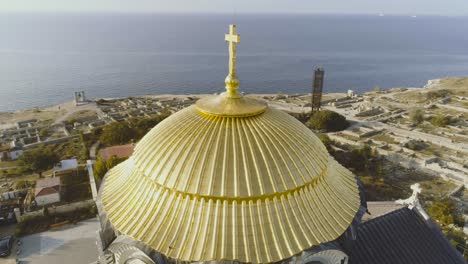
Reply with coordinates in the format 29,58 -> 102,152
18,147 -> 59,177
94,157 -> 107,181
129,113 -> 170,140
409,108 -> 425,125
94,155 -> 127,181
308,110 -> 349,132
106,156 -> 126,170
99,122 -> 135,146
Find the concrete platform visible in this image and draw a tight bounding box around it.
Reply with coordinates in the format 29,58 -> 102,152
18,218 -> 99,264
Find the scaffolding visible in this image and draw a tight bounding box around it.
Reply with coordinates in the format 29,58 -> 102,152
311,68 -> 325,112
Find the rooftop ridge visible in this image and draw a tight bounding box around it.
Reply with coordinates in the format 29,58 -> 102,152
124,157 -> 332,204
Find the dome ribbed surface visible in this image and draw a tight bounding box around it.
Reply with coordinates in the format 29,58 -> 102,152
133,106 -> 329,198
101,104 -> 361,263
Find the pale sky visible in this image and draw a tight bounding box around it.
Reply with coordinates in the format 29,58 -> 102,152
1,0 -> 467,15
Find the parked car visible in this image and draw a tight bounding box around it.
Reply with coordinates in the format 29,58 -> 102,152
0,235 -> 14,257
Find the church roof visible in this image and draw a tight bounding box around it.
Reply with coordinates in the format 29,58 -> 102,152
100,25 -> 361,263
349,207 -> 466,264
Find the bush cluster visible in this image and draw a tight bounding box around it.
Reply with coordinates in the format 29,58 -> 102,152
99,113 -> 170,146
308,110 -> 349,132
15,205 -> 97,237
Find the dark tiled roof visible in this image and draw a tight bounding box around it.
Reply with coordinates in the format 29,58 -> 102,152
349,207 -> 465,264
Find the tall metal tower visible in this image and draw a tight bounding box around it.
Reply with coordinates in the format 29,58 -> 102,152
311,67 -> 325,112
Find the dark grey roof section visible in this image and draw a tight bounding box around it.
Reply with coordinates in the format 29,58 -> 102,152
348,207 -> 466,264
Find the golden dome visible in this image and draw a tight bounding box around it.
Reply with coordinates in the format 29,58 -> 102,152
100,25 -> 361,263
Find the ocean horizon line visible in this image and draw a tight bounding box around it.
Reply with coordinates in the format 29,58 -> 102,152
1,12 -> 468,18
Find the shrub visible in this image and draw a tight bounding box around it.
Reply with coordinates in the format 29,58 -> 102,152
94,155 -> 127,181
99,114 -> 170,146
290,112 -> 310,124
129,113 -> 170,140
427,199 -> 464,227
15,205 -> 98,237
404,140 -> 428,151
409,108 -> 425,125
39,128 -> 49,138
426,89 -> 452,100
430,114 -> 451,127
308,110 -> 349,132
349,145 -> 375,171
15,180 -> 30,190
317,134 -> 333,152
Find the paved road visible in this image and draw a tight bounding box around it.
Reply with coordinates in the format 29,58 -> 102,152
19,218 -> 99,264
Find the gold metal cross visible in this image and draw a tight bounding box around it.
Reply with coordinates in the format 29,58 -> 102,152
225,24 -> 240,78
224,25 -> 241,97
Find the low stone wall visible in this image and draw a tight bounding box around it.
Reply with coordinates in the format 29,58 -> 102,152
329,133 -> 466,186
377,151 -> 467,187
24,135 -> 80,149
424,162 -> 466,185
328,134 -> 362,147
20,199 -> 95,222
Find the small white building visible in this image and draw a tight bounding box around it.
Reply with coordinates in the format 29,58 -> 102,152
34,177 -> 61,206
0,142 -> 23,161
347,89 -> 357,98
53,158 -> 78,177
8,149 -> 23,160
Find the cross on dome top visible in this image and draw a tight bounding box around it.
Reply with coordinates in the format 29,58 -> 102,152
224,24 -> 241,98
195,24 -> 267,117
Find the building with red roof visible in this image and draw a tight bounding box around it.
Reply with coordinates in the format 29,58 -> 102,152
99,143 -> 135,161
34,177 -> 61,206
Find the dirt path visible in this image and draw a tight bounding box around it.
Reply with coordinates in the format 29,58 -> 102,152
53,101 -> 104,125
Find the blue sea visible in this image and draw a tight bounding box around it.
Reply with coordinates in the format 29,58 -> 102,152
0,13 -> 468,112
